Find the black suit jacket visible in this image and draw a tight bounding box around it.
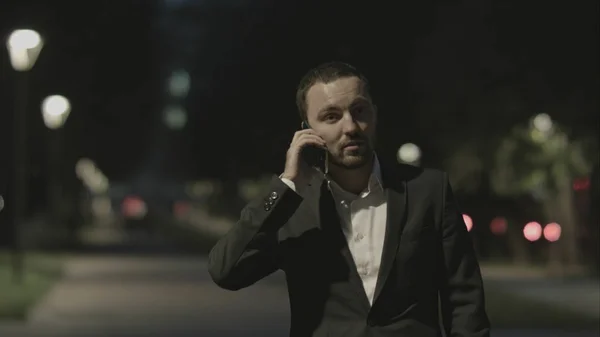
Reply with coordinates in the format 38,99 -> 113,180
208,161 -> 490,337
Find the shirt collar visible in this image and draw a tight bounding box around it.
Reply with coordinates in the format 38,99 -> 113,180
326,154 -> 383,199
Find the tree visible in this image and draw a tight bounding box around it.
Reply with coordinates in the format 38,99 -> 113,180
490,114 -> 596,272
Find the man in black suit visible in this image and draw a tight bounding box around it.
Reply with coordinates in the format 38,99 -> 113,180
208,62 -> 490,337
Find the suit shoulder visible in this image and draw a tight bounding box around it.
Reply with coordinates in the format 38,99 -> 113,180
398,164 -> 446,186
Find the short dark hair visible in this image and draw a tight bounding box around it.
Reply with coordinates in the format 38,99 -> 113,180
295,61 -> 371,122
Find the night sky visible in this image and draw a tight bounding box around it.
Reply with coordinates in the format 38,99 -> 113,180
0,0 -> 598,186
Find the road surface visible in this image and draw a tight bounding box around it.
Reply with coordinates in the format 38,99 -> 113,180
0,255 -> 597,337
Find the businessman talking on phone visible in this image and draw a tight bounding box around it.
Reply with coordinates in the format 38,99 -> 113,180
208,62 -> 490,337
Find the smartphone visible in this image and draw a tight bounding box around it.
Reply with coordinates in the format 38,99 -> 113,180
300,121 -> 327,172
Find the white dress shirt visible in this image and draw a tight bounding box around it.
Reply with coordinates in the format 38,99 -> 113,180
280,157 -> 387,306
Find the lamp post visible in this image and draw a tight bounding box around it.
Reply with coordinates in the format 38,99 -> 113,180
41,95 -> 71,242
6,29 -> 44,283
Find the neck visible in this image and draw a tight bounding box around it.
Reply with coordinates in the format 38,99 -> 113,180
328,154 -> 374,195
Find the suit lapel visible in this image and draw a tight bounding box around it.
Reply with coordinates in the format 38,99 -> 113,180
372,162 -> 408,306
315,157 -> 408,310
319,182 -> 372,311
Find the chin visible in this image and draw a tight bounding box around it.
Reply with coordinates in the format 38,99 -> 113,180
333,153 -> 371,170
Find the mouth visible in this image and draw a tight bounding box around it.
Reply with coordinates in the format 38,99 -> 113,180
342,142 -> 364,151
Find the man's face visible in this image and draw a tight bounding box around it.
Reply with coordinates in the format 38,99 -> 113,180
305,76 -> 377,170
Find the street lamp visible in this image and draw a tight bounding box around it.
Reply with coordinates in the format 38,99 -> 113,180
163,105 -> 187,130
6,28 -> 44,283
42,95 -> 71,129
41,95 -> 71,242
6,29 -> 44,71
167,69 -> 191,98
532,113 -> 553,133
530,113 -> 554,143
397,143 -> 422,166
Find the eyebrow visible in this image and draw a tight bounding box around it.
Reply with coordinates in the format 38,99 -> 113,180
318,96 -> 371,115
318,105 -> 339,116
350,97 -> 370,106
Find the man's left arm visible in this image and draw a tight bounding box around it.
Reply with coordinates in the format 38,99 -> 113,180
438,172 -> 491,337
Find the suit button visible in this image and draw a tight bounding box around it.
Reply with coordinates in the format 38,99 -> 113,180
269,191 -> 278,200
264,205 -> 271,211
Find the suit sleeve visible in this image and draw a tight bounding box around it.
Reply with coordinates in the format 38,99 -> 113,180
438,172 -> 491,337
207,175 -> 303,290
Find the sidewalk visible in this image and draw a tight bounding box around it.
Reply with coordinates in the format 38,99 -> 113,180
0,254 -> 290,336
0,255 -> 597,337
26,255 -> 289,334
481,264 -> 600,318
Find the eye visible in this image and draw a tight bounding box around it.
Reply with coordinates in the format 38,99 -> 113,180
351,104 -> 368,117
324,114 -> 339,122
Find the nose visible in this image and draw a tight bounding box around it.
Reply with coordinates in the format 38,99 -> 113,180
341,113 -> 359,134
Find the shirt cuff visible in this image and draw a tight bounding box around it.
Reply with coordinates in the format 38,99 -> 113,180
279,175 -> 297,192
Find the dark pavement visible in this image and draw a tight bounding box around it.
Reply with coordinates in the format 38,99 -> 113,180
0,255 -> 598,337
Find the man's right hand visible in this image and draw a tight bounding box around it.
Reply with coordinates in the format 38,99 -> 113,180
281,129 -> 327,185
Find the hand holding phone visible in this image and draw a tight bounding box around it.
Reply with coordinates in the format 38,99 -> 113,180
300,122 -> 327,170
281,124 -> 327,185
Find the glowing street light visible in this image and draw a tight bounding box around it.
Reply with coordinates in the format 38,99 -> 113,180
163,105 -> 187,130
530,113 -> 554,143
532,113 -> 553,133
168,69 -> 191,98
75,158 -> 110,194
397,143 -> 421,165
6,29 -> 44,71
41,95 -> 71,129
